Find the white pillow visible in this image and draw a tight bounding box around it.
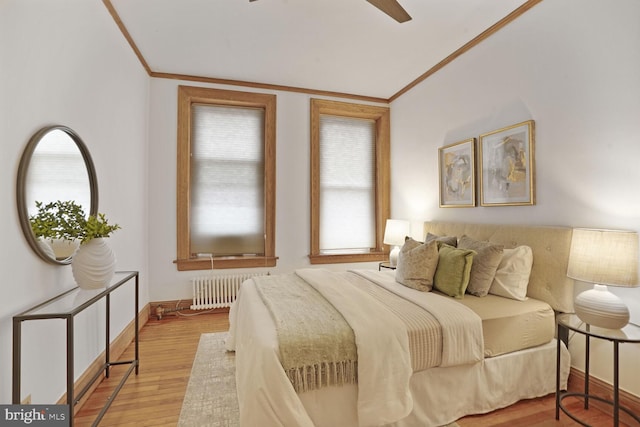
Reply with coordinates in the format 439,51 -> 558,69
488,246 -> 533,301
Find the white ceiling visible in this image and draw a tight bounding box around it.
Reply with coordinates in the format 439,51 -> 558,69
109,0 -> 531,100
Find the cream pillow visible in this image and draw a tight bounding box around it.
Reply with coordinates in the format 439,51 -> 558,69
395,238 -> 439,292
488,246 -> 533,300
458,235 -> 504,297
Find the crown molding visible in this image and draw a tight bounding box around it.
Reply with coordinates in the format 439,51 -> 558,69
103,0 -> 542,103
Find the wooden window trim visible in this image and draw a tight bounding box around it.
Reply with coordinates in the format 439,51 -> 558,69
175,85 -> 277,271
309,99 -> 390,264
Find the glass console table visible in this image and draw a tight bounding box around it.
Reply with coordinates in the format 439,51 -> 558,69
12,271 -> 139,426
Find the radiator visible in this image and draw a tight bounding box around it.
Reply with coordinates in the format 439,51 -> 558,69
190,273 -> 264,310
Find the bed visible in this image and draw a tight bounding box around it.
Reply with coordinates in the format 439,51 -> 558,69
226,221 -> 574,426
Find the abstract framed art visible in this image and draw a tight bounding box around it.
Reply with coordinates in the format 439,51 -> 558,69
478,120 -> 535,206
438,138 -> 476,208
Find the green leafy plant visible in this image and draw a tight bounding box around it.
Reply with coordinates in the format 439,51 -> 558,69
30,200 -> 120,244
82,212 -> 121,243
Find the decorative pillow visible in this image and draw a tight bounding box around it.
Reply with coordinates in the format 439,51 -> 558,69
433,244 -> 475,298
458,235 -> 504,297
395,238 -> 439,292
425,232 -> 458,247
489,246 -> 533,301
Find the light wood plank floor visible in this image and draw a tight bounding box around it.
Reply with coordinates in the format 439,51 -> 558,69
74,311 -> 631,427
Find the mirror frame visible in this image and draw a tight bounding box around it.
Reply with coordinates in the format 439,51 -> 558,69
16,125 -> 99,265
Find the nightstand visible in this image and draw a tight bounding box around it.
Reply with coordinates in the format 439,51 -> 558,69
555,313 -> 640,426
378,261 -> 396,271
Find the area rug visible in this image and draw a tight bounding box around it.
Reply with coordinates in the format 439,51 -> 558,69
178,332 -> 460,427
178,332 -> 238,427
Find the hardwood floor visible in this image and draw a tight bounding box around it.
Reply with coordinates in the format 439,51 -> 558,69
75,311 -> 632,427
457,395 -> 634,427
74,311 -> 229,426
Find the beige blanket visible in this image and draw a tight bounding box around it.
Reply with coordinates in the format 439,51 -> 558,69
355,269 -> 485,367
296,269 -> 413,426
252,273 -> 358,392
252,269 -> 484,427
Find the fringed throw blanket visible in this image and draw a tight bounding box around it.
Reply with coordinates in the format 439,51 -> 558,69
251,269 -> 482,427
252,273 -> 358,392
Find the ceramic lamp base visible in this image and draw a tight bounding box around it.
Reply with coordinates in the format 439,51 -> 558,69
389,246 -> 400,267
574,284 -> 629,330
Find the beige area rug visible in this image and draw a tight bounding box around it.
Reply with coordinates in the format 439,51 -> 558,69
178,332 -> 460,427
179,332 -> 239,427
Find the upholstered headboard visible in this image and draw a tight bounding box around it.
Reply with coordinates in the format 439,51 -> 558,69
423,221 -> 574,313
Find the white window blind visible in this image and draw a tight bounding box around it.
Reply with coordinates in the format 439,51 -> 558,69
190,104 -> 265,256
319,115 -> 376,253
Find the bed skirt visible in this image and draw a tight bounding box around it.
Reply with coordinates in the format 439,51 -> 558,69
298,339 -> 570,427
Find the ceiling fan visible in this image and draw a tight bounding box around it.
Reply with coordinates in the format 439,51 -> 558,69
248,0 -> 412,24
366,0 -> 412,23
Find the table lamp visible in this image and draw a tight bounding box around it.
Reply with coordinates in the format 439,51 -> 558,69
383,219 -> 409,267
567,228 -> 638,329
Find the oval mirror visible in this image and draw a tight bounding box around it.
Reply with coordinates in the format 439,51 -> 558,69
17,125 -> 98,265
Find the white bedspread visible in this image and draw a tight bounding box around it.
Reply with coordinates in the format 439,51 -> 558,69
227,269 -> 484,427
354,270 -> 484,367
297,269 -> 413,425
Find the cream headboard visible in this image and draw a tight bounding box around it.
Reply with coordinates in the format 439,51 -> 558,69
423,221 -> 574,313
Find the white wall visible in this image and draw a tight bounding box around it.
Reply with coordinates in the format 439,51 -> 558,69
147,79 -> 387,302
390,0 -> 640,396
0,0 -> 149,404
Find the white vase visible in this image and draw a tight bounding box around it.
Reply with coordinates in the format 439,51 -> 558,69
51,238 -> 80,260
71,238 -> 117,290
37,238 -> 56,260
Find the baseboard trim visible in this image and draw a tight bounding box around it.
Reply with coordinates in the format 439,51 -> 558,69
57,303 -> 150,413
567,367 -> 640,422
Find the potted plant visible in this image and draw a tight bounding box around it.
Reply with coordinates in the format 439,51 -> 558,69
29,200 -> 121,289
30,200 -> 120,243
30,200 -> 85,259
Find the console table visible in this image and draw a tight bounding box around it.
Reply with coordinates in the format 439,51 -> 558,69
13,271 -> 139,426
556,313 -> 640,426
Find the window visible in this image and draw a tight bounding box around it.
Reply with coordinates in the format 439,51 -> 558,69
309,99 -> 390,264
176,86 -> 276,271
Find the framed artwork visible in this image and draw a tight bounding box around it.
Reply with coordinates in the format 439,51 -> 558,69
438,138 -> 476,208
479,120 -> 535,206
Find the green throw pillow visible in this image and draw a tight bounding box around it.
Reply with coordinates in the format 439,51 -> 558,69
434,244 -> 475,298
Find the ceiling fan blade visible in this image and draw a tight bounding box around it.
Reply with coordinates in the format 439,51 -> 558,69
366,0 -> 412,23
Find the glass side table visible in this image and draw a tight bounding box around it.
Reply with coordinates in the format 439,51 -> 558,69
378,261 -> 396,271
555,313 -> 640,426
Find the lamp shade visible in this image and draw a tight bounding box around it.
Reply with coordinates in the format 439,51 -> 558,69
567,228 -> 639,329
383,219 -> 410,246
384,219 -> 409,267
567,228 -> 638,286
